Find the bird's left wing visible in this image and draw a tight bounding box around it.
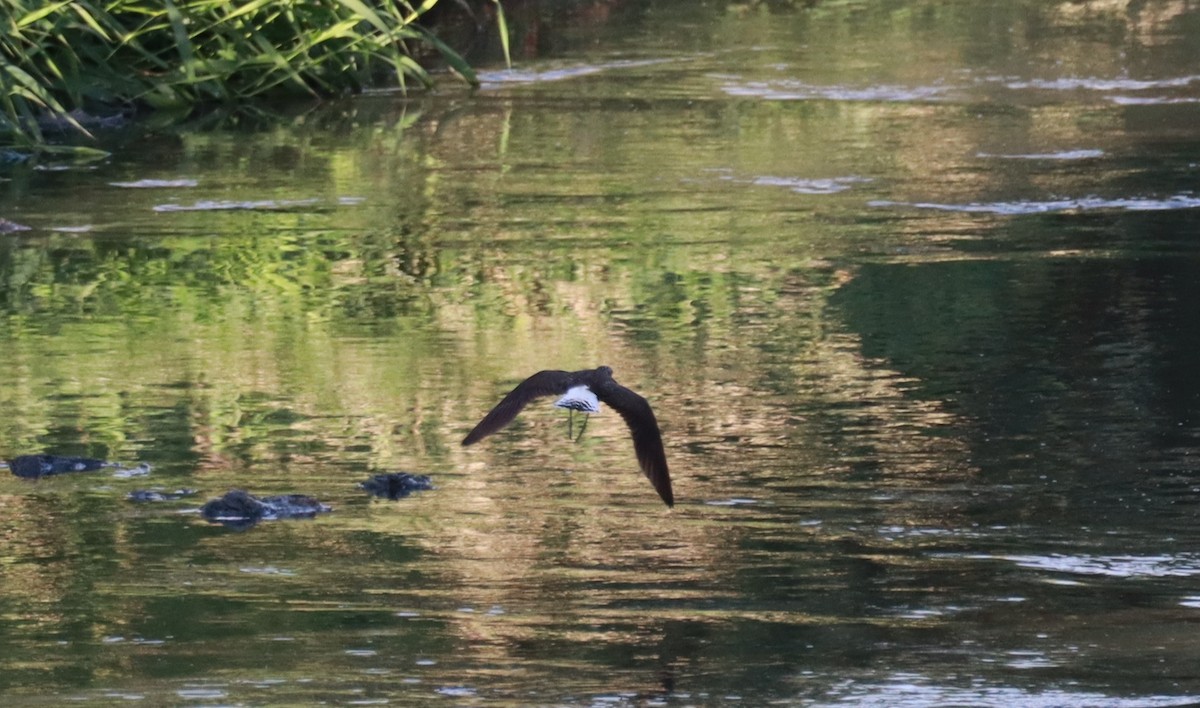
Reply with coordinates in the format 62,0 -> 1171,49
462,370 -> 573,445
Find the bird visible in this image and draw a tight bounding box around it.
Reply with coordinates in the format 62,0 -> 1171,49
554,383 -> 600,441
462,366 -> 674,507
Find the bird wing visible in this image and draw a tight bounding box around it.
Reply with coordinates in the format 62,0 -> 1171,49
462,370 -> 573,445
594,382 -> 674,507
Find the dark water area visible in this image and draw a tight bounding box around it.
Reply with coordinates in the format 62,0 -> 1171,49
4,1 -> 1200,705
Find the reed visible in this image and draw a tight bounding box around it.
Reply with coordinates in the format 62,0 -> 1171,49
0,0 -> 484,145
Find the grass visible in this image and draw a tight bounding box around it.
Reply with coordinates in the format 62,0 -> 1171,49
0,0 -> 492,145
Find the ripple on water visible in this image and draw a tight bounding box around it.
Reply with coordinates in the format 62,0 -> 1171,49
176,687 -> 227,700
1109,96 -> 1200,105
810,673 -> 1200,708
747,175 -> 872,194
344,649 -> 377,657
870,195 -> 1200,215
109,179 -> 199,188
991,553 -> 1200,578
990,73 -> 1200,106
435,686 -> 477,697
999,75 -> 1200,92
975,150 -> 1104,160
238,566 -> 296,576
478,58 -> 677,86
720,73 -> 1200,106
152,196 -> 363,212
704,497 -> 761,507
702,168 -> 872,195
720,79 -> 951,102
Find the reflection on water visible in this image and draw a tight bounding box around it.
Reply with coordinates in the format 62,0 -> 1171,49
3,0 -> 1200,704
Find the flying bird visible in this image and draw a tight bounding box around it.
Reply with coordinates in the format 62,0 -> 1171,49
462,366 -> 674,507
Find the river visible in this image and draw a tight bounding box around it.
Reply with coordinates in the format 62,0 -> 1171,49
2,1 -> 1200,705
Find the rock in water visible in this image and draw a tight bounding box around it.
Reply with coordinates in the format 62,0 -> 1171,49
8,455 -> 109,478
201,490 -> 331,529
360,473 -> 434,500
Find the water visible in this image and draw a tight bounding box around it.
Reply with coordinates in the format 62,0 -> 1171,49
3,1 -> 1200,704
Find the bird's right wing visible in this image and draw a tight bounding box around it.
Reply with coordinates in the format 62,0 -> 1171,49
462,370 -> 573,445
595,383 -> 674,507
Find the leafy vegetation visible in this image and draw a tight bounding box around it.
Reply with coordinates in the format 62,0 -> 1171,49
0,0 -> 487,145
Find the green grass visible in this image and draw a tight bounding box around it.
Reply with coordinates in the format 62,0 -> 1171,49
0,0 -> 489,145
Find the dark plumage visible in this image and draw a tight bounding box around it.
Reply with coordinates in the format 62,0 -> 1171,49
462,366 -> 674,507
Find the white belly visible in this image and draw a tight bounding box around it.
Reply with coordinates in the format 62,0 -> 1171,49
554,386 -> 600,413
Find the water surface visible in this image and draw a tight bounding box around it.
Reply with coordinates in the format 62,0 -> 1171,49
3,1 -> 1200,705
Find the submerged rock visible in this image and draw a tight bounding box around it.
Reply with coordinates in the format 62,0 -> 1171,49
39,108 -> 129,132
7,454 -> 111,478
6,454 -> 150,479
360,473 -> 433,500
201,490 -> 331,529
